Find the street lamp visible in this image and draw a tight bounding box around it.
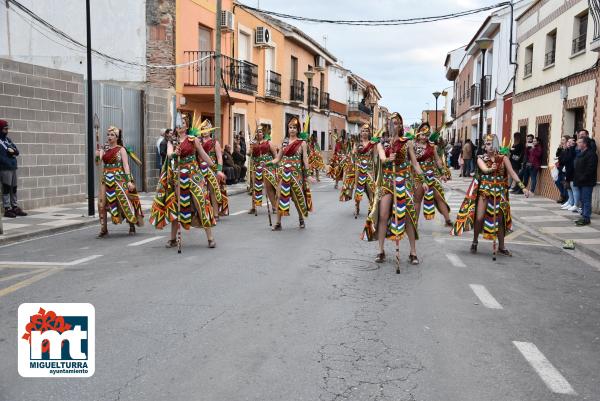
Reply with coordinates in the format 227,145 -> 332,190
432,91 -> 441,133
304,70 -> 315,137
475,37 -> 493,154
367,96 -> 377,129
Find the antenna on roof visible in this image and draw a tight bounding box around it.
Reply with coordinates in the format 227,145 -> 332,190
323,34 -> 328,48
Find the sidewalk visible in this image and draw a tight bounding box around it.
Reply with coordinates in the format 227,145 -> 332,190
0,182 -> 249,244
445,170 -> 600,259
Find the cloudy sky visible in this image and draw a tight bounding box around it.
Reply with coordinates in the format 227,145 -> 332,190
240,0 -> 498,125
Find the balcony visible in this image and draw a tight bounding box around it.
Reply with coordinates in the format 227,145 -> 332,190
290,79 -> 304,103
347,101 -> 371,125
308,86 -> 319,108
182,51 -> 257,102
469,76 -> 492,107
544,50 -> 556,67
572,33 -> 587,55
591,0 -> 600,51
320,91 -> 330,110
524,61 -> 533,78
265,70 -> 281,98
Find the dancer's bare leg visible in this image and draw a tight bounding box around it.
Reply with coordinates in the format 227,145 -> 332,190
377,194 -> 392,254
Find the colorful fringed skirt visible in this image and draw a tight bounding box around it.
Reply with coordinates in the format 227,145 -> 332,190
276,155 -> 313,217
451,174 -> 512,240
415,160 -> 450,220
150,155 -> 216,230
362,161 -> 418,241
308,149 -> 325,171
200,161 -> 229,216
102,163 -> 144,226
252,155 -> 278,207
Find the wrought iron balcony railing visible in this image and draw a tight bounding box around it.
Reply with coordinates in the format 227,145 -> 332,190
320,91 -> 330,110
524,61 -> 533,77
308,86 -> 319,108
265,70 -> 281,98
544,50 -> 556,66
572,33 -> 587,54
183,51 -> 258,94
290,79 -> 304,102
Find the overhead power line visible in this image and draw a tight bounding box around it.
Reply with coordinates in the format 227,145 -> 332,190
237,2 -> 512,26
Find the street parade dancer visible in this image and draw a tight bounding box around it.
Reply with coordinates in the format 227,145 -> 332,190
328,132 -> 349,189
199,119 -> 229,219
362,112 -> 427,268
96,126 -> 144,238
248,126 -> 278,216
150,122 -> 224,249
308,134 -> 325,182
269,116 -> 313,231
451,134 -> 531,258
412,122 -> 453,226
340,123 -> 378,219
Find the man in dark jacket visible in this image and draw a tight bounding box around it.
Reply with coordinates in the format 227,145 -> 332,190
574,136 -> 598,226
0,120 -> 27,217
509,132 -> 525,190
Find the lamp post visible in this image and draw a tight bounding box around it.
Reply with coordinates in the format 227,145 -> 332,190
432,91 -> 441,133
86,0 -> 94,216
368,97 -> 377,129
475,37 -> 493,154
304,70 -> 315,136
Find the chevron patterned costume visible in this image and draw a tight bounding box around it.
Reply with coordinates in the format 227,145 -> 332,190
201,137 -> 229,216
251,141 -> 277,207
414,141 -> 450,220
276,139 -> 312,217
101,146 -> 144,226
340,141 -> 376,204
150,137 -> 215,230
363,137 -> 418,242
451,153 -> 512,240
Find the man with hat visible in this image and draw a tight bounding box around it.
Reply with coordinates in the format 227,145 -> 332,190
0,120 -> 27,217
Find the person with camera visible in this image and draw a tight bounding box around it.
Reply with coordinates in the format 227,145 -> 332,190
0,120 -> 27,218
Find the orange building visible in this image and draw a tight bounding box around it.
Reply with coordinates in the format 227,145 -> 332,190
175,0 -> 254,146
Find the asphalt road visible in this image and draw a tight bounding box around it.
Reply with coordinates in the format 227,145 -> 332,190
0,179 -> 599,401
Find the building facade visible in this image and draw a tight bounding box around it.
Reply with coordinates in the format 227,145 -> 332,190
512,0 -> 597,198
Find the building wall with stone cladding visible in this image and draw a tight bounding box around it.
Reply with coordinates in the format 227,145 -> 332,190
0,58 -> 85,210
142,87 -> 172,191
146,0 -> 176,89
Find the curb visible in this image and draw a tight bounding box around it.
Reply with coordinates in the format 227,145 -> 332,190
448,181 -> 600,262
0,187 -> 250,246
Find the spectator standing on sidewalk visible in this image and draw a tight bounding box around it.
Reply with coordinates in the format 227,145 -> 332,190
0,120 -> 27,218
577,129 -> 596,152
515,135 -> 542,194
574,136 -> 598,226
553,136 -> 569,203
461,139 -> 473,177
451,141 -> 461,170
222,144 -> 238,185
559,136 -> 577,211
509,132 -> 525,190
232,143 -> 247,182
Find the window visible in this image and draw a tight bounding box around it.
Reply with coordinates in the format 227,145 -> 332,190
519,125 -> 527,136
291,56 -> 298,79
545,30 -> 557,67
572,11 -> 588,54
524,45 -> 533,78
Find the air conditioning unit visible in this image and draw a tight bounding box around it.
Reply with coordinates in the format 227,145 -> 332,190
220,10 -> 234,32
255,27 -> 273,47
314,55 -> 325,71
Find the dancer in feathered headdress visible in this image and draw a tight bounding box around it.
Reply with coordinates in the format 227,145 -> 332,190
412,122 -> 453,225
96,126 -> 144,238
451,133 -> 531,258
268,115 -> 314,231
248,125 -> 278,216
340,123 -> 379,219
196,119 -> 229,218
150,118 -> 224,249
362,112 -> 428,268
327,129 -> 350,189
308,133 -> 325,182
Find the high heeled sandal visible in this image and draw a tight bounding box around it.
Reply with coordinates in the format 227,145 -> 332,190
470,241 -> 478,254
299,219 -> 305,229
409,254 -> 420,265
208,239 -> 216,248
165,239 -> 178,248
272,222 -> 282,231
97,228 -> 108,238
445,220 -> 453,227
354,204 -> 360,219
498,248 -> 512,257
374,252 -> 386,263
129,224 -> 136,235
248,208 -> 256,215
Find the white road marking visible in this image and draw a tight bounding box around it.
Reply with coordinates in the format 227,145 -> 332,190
65,255 -> 103,266
513,341 -> 577,395
446,253 -> 466,267
127,236 -> 164,247
230,210 -> 249,216
469,284 -> 503,309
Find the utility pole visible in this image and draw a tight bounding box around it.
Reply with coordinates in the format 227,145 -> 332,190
214,0 -> 222,143
86,0 -> 94,216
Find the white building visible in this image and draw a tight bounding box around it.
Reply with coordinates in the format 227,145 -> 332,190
513,0 -> 597,198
